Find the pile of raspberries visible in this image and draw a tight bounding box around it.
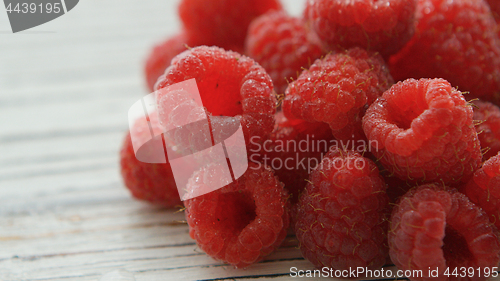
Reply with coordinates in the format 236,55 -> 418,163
120,0 -> 500,279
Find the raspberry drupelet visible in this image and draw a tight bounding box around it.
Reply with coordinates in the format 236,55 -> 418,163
389,185 -> 500,281
463,153 -> 500,230
178,0 -> 282,51
363,78 -> 482,185
304,0 -> 418,57
282,47 -> 394,142
155,46 -> 277,152
245,10 -> 324,95
294,147 -> 389,271
389,0 -> 500,102
473,100 -> 500,161
184,163 -> 290,268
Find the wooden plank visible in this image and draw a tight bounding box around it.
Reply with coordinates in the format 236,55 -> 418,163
1,241 -> 304,281
0,132 -> 123,168
0,167 -> 119,202
0,78 -> 139,109
0,96 -> 134,138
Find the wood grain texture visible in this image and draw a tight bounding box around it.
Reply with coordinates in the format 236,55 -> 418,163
1,0 -> 497,280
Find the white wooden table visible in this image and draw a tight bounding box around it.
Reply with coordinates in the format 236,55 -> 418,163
0,1 -> 492,280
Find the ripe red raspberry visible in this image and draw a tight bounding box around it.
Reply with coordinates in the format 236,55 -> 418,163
156,46 -> 277,152
250,112 -> 334,204
245,11 -> 324,95
389,185 -> 500,280
178,0 -> 282,51
463,153 -> 500,231
184,163 -> 290,268
304,0 -> 417,57
363,78 -> 482,185
144,33 -> 191,92
120,112 -> 182,208
473,100 -> 500,161
294,147 -> 389,271
282,47 -> 394,142
389,0 -> 500,102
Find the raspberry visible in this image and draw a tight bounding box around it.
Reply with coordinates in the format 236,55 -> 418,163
282,47 -> 394,142
463,153 -> 500,231
294,147 -> 389,271
178,0 -> 282,51
184,163 -> 290,268
155,46 -> 277,152
245,11 -> 324,95
144,33 -> 191,92
389,185 -> 500,280
250,112 -> 334,204
388,0 -> 500,102
119,112 -> 182,208
363,78 -> 482,185
473,100 -> 500,161
304,0 -> 417,57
